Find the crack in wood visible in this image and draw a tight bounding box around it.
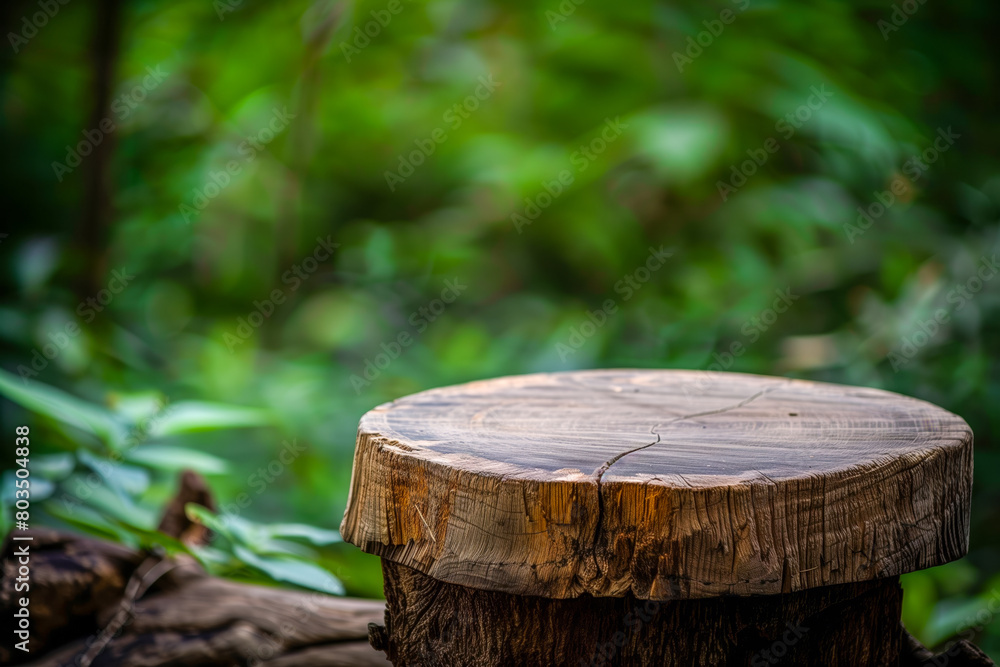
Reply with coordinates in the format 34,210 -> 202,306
592,384 -> 783,479
414,505 -> 437,543
588,384 -> 783,584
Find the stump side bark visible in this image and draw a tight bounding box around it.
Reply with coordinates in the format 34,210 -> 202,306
377,561 -> 904,666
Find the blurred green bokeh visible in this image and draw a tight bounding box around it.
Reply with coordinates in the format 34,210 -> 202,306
1,0 -> 998,657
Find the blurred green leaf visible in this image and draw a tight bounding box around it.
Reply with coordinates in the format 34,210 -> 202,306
77,450 -> 151,496
185,503 -> 234,537
63,472 -> 157,529
234,544 -> 344,595
924,597 -> 994,647
44,502 -> 139,547
1,470 -> 54,505
902,571 -> 938,640
263,523 -> 342,546
126,445 -> 230,474
149,401 -> 272,436
30,453 -> 76,480
0,370 -> 126,449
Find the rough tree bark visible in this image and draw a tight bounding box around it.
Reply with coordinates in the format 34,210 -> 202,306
0,472 -> 388,666
376,560 -> 904,666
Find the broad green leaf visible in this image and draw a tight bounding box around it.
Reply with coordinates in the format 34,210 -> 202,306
251,537 -> 317,559
1,470 -> 53,504
126,445 -> 230,474
149,401 -> 272,436
107,391 -> 168,423
185,504 -> 233,537
97,520 -> 196,558
62,472 -> 157,529
264,523 -> 343,546
233,544 -> 344,595
184,506 -> 318,556
924,597 -> 990,647
31,453 -> 76,480
77,450 -> 151,495
0,370 -> 126,449
189,544 -> 236,572
185,504 -> 257,546
44,502 -> 139,547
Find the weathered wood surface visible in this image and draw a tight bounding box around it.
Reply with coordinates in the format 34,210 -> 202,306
1,470 -> 388,666
341,370 -> 973,600
376,560 -> 906,666
0,535 -> 388,666
374,559 -> 995,666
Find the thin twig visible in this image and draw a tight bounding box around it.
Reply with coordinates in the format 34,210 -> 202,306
76,551 -> 179,667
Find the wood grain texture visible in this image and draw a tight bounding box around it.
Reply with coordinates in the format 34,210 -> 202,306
341,370 -> 973,600
377,560 -> 905,666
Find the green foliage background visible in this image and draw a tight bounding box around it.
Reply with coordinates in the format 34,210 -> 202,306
1,0 -> 998,657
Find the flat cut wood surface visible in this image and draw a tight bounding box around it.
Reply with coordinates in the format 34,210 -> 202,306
340,370 -> 973,600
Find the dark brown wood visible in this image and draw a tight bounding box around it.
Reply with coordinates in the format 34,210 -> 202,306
0,529 -> 388,667
157,468 -> 217,546
901,628 -> 995,667
378,560 -> 904,666
2,470 -> 388,666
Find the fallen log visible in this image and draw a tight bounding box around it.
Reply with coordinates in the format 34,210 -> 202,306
1,470 -> 388,666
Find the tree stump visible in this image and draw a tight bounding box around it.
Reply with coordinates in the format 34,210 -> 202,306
340,370 -> 975,666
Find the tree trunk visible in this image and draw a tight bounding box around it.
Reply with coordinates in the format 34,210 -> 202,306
374,561 -> 903,666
